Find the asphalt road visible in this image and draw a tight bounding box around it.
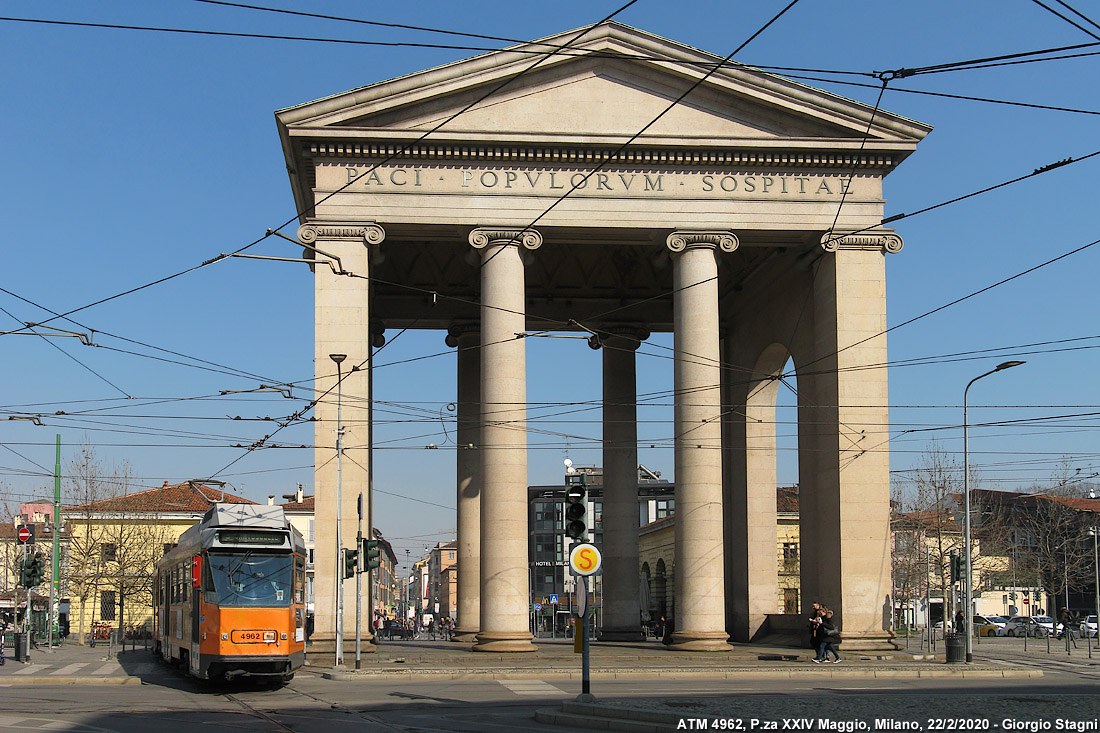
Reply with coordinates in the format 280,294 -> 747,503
0,639 -> 1097,732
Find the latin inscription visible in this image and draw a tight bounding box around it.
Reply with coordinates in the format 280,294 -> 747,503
330,165 -> 869,199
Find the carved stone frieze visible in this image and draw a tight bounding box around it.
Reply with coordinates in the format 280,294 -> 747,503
820,230 -> 903,254
666,231 -> 739,254
468,227 -> 543,250
297,222 -> 385,245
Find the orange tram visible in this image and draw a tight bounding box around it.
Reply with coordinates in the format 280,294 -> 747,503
155,503 -> 306,682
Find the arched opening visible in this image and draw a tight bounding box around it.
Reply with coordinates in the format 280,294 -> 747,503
776,355 -> 800,615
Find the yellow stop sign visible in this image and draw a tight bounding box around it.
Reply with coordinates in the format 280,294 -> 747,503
568,543 -> 602,576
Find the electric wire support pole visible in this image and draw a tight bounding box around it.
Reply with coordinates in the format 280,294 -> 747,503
330,353 -> 347,667
51,434 -> 61,650
356,492 -> 363,670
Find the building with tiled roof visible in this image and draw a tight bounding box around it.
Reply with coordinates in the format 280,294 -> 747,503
63,480 -> 257,643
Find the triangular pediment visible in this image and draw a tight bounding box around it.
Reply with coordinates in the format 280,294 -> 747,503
278,22 -> 930,148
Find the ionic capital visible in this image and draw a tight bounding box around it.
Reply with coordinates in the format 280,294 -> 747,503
445,323 -> 480,348
820,229 -> 903,254
666,231 -> 739,254
468,227 -> 543,251
297,222 -> 385,246
595,327 -> 650,351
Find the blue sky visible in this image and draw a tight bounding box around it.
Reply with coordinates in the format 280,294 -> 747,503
2,0 -> 1099,562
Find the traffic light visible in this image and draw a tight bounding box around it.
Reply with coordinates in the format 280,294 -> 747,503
564,473 -> 588,540
362,539 -> 382,571
950,553 -> 964,584
20,552 -> 45,588
343,547 -> 358,579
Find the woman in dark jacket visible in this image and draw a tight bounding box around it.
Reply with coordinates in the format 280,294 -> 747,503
818,610 -> 841,663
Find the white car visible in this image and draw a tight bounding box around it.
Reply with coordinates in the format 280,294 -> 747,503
1080,615 -> 1098,638
974,615 -> 1008,637
1032,615 -> 1056,636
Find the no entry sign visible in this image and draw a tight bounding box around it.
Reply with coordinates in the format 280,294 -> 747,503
17,526 -> 34,544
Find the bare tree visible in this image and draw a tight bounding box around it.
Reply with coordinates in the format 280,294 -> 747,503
64,446 -> 171,643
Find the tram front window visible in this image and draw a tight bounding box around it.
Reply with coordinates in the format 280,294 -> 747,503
208,552 -> 292,607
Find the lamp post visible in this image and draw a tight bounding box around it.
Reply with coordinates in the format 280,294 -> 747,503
963,359 -> 1024,662
330,353 -> 347,667
1090,491 -> 1099,651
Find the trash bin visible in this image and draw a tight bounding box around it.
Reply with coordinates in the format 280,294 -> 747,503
944,632 -> 966,663
12,633 -> 24,663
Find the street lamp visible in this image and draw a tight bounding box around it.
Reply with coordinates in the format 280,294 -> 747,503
963,359 -> 1024,662
1090,491 -> 1099,650
330,353 -> 347,667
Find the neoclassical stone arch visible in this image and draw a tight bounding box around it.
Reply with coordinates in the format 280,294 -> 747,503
278,21 -> 925,655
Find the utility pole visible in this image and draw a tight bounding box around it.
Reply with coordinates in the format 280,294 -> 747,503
51,434 -> 61,648
356,493 -> 363,670
330,353 -> 347,667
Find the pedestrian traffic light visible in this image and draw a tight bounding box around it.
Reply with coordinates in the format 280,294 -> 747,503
362,539 -> 382,571
17,557 -> 30,588
564,473 -> 588,540
343,547 -> 358,579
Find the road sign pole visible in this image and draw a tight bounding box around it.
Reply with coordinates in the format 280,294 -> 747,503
581,575 -> 591,699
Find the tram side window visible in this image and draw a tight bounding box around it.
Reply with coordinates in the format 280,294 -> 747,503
203,557 -> 218,604
295,557 -> 305,604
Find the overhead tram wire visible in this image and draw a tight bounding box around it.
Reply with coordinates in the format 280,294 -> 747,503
0,303 -> 131,398
2,2 -> 640,343
1030,0 -> 1100,41
0,285 -> 286,385
793,232 -> 1100,377
475,0 -> 804,274
1053,0 -> 1100,33
6,13 -> 1093,397
775,72 -> 1100,117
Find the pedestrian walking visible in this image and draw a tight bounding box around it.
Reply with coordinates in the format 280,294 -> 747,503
810,607 -> 826,662
819,609 -> 842,663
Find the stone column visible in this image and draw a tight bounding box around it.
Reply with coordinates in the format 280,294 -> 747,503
303,222 -> 384,655
600,329 -> 648,641
801,230 -> 903,650
447,325 -> 481,642
667,231 -> 737,651
469,227 -> 541,653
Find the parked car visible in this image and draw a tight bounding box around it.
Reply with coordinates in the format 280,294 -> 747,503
1032,615 -> 1056,636
1079,615 -> 1098,638
973,615 -> 1008,637
1004,615 -> 1053,637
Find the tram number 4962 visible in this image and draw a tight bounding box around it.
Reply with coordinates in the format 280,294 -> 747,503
231,630 -> 276,643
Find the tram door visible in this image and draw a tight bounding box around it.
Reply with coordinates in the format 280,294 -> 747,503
190,556 -> 201,676
161,574 -> 171,660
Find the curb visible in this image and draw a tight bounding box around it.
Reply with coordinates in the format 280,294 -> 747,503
0,676 -> 143,686
320,667 -> 1041,681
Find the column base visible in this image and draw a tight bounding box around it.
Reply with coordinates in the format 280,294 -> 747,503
472,631 -> 536,653
451,629 -> 477,643
667,630 -> 733,652
836,630 -> 900,651
600,627 -> 643,642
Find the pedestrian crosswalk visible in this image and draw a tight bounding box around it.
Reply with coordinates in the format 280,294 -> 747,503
5,662 -> 159,677
498,680 -> 566,696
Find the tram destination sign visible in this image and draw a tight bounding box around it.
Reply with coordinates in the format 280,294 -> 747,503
216,530 -> 286,546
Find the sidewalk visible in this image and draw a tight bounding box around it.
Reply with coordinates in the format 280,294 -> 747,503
311,637 -> 1040,681
0,639 -> 152,685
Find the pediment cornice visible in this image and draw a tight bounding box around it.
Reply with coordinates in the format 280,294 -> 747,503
304,140 -> 900,170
